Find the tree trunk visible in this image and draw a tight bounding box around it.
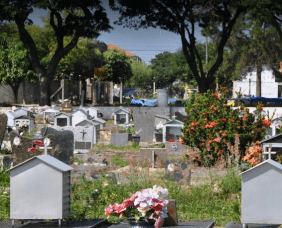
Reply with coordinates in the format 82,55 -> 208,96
198,78 -> 216,93
39,75 -> 51,106
256,63 -> 262,97
10,83 -> 20,103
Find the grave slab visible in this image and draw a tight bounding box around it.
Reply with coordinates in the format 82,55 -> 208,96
110,133 -> 128,146
225,222 -> 281,228
0,219 -> 107,228
108,219 -> 214,228
133,111 -> 155,142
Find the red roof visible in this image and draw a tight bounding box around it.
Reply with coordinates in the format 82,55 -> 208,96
107,44 -> 136,57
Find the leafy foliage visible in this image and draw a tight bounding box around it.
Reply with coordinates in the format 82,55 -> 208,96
181,87 -> 272,166
103,48 -> 132,84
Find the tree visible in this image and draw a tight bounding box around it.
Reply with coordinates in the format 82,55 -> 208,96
103,48 -> 132,84
0,0 -> 112,105
109,0 -> 244,93
129,59 -> 152,88
0,25 -> 37,102
211,13 -> 282,96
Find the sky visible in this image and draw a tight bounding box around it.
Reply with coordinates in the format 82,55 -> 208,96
29,1 -> 204,65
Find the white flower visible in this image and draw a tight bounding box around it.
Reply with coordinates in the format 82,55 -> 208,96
137,206 -> 149,216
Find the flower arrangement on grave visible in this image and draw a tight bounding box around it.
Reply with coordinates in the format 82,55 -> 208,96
105,185 -> 168,222
181,87 -> 274,167
18,121 -> 29,132
28,140 -> 44,156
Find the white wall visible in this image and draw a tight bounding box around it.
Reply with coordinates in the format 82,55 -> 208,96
233,66 -> 279,98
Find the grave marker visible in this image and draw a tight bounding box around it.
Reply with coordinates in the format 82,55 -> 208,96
41,127 -> 74,165
0,114 -> 7,152
110,133 -> 128,146
133,111 -> 155,142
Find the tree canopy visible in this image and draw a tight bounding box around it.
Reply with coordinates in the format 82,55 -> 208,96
0,0 -> 112,105
109,0 -> 244,93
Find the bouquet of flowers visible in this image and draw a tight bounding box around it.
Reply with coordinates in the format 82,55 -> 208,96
105,185 -> 169,220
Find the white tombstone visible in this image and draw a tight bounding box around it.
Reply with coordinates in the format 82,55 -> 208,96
162,119 -> 184,143
241,158 -> 282,224
14,115 -> 35,133
54,113 -> 72,128
114,107 -> 131,124
8,155 -> 72,227
71,109 -> 88,127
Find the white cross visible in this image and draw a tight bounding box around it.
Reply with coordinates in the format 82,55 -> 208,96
39,139 -> 52,155
263,144 -> 276,160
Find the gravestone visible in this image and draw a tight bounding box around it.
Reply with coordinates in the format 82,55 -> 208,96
133,111 -> 155,142
9,132 -> 55,165
174,111 -> 190,122
110,133 -> 128,146
0,114 -> 8,151
41,127 -> 74,164
165,141 -> 188,158
74,126 -> 96,153
60,102 -> 72,114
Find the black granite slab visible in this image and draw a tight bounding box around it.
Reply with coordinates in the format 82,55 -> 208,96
108,219 -> 214,228
0,219 -> 108,228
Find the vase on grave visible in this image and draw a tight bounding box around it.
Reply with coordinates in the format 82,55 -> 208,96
128,217 -> 155,228
155,216 -> 164,228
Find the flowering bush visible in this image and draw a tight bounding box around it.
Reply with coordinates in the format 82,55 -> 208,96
105,185 -> 168,220
181,87 -> 273,167
242,142 -> 263,166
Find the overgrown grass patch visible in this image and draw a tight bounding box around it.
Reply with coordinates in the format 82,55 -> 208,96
92,143 -> 141,152
70,168 -> 241,226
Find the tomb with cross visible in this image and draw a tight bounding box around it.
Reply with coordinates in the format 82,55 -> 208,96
260,134 -> 282,160
39,137 -> 53,155
241,143 -> 282,225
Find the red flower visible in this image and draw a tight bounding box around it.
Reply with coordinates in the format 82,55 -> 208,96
263,120 -> 271,128
230,119 -> 235,123
202,112 -> 208,115
28,147 -> 36,153
220,118 -> 226,122
205,121 -> 218,128
190,109 -> 193,113
33,140 -> 43,147
225,104 -> 229,108
184,118 -> 187,121
208,140 -> 212,144
213,138 -> 221,143
222,133 -> 227,137
224,89 -> 229,93
243,114 -> 248,121
213,93 -> 219,99
199,143 -> 205,146
213,107 -> 218,111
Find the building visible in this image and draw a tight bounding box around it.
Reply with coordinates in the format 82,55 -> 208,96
233,65 -> 282,98
107,44 -> 142,62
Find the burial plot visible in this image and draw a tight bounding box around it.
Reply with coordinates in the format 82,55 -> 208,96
72,108 -> 88,126
110,133 -> 128,146
74,123 -> 98,153
162,119 -> 184,142
133,111 -> 155,142
41,127 -> 74,165
9,132 -> 56,165
260,134 -> 282,160
241,156 -> 282,225
54,112 -> 72,128
114,107 -> 130,124
14,115 -> 35,133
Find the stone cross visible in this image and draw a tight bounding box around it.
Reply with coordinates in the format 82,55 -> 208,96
39,138 -> 52,155
263,144 -> 276,160
80,129 -> 87,140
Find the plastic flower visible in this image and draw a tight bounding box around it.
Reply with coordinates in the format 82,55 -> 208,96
28,147 -> 36,153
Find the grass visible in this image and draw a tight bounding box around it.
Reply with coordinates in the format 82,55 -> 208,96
69,168 -> 241,226
22,128 -> 38,138
111,154 -> 130,167
0,161 -> 241,226
92,143 -> 141,152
